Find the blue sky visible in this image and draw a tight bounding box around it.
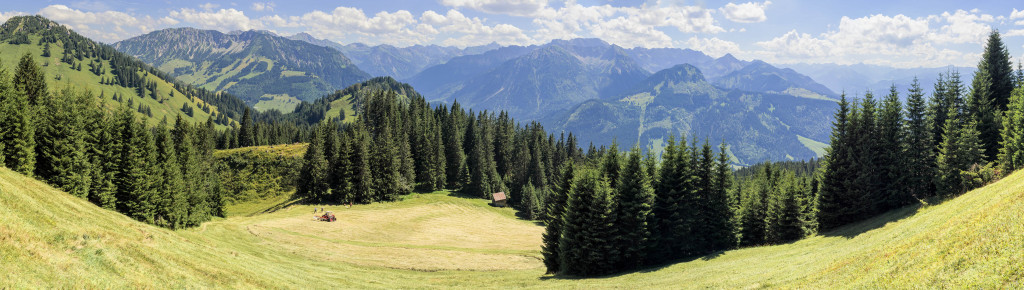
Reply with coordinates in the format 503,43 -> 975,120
3,0 -> 1024,68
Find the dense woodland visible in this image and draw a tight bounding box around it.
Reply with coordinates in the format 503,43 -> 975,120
5,13 -> 1024,278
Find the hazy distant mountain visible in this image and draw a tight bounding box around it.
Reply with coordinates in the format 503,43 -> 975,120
414,38 -> 651,119
714,60 -> 837,100
544,64 -> 837,165
288,32 -> 499,80
783,63 -> 976,99
114,28 -> 370,108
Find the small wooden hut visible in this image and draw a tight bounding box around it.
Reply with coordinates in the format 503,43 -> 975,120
491,192 -> 507,207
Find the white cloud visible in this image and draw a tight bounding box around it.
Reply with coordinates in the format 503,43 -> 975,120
440,0 -> 548,17
0,11 -> 27,23
168,8 -> 262,32
720,1 -> 771,23
419,9 -> 532,47
38,4 -> 162,42
1007,29 -> 1024,37
751,11 -> 991,67
529,3 -> 723,48
681,37 -> 741,58
1011,8 -> 1024,19
199,3 -> 219,11
251,2 -> 275,12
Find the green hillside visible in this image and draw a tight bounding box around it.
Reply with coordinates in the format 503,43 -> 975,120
0,16 -> 233,128
2,162 -> 1021,287
114,28 -> 370,111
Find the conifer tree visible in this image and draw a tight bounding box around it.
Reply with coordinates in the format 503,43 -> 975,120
766,172 -> 804,243
558,169 -> 616,276
297,124 -> 330,201
113,107 -> 157,223
999,87 -> 1024,172
154,122 -> 187,228
14,53 -> 47,106
371,123 -> 406,201
849,92 -> 880,215
521,182 -> 540,220
979,30 -> 1014,111
0,68 -> 35,175
542,161 -> 574,274
877,85 -> 909,211
613,145 -> 655,268
36,87 -> 92,197
600,141 -> 621,188
904,78 -> 936,199
818,94 -> 855,230
331,132 -> 353,203
740,164 -> 770,246
443,102 -> 468,189
347,123 -> 374,203
968,68 -> 1001,162
937,107 -> 985,196
705,142 -> 735,251
238,107 -> 255,147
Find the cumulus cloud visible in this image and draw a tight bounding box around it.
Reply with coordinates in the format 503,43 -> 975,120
38,4 -> 163,42
751,10 -> 993,67
530,3 -> 723,48
1007,29 -> 1024,37
252,2 -> 275,12
681,37 -> 741,58
720,1 -> 771,23
168,8 -> 263,32
440,0 -> 548,17
1011,8 -> 1024,19
0,11 -> 27,23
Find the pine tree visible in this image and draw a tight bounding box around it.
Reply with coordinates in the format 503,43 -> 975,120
558,169 -> 616,276
36,86 -> 92,197
238,107 -> 255,147
0,64 -> 34,175
613,145 -> 655,269
999,87 -> 1024,172
347,123 -> 374,203
979,30 -> 1015,111
443,103 -> 468,189
14,53 -> 47,106
937,107 -> 985,196
297,124 -> 330,201
113,107 -> 157,223
542,161 -> 574,274
154,122 -> 187,228
876,85 -> 909,211
521,182 -> 540,220
705,142 -> 735,251
904,78 -> 936,199
818,94 -> 855,231
600,141 -> 621,188
968,68 -> 1001,162
371,123 -> 406,201
331,131 -> 353,203
740,164 -> 770,246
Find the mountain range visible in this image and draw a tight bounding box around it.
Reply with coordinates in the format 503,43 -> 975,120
113,28 -> 371,112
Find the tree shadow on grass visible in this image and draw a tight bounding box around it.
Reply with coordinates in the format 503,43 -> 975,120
819,202 -> 923,239
537,251 -> 729,281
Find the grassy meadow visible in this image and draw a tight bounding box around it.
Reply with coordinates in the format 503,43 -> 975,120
1,165 -> 1022,288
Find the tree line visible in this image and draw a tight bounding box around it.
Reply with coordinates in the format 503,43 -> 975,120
0,54 -> 224,229
818,31 -> 1024,231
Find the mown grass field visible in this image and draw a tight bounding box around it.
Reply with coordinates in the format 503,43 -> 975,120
1,166 -> 1022,288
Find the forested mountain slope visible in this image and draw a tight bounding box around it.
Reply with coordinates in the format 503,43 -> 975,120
0,16 -> 237,127
545,64 -> 836,165
114,28 -> 370,112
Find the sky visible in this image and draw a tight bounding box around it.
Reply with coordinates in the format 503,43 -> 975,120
2,0 -> 1024,68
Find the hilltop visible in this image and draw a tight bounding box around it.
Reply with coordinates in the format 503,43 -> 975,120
0,16 -> 237,127
114,28 -> 371,112
2,162 -> 1021,287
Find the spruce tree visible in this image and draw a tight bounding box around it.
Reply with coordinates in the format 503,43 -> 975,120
766,172 -> 804,244
705,142 -> 735,251
999,87 -> 1024,172
818,94 -> 854,231
36,86 -> 92,198
154,122 -> 187,229
876,85 -> 909,211
542,161 -> 574,274
558,169 -> 616,276
904,78 -> 936,199
238,107 -> 255,147
297,124 -> 330,201
740,164 -> 770,246
443,102 -> 468,189
937,107 -> 985,196
347,123 -> 374,203
968,68 -> 1002,162
613,145 -> 655,269
521,182 -> 540,220
600,141 -> 621,188
979,30 -> 1014,111
14,53 -> 47,106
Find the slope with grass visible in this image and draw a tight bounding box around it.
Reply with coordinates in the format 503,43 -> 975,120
1,165 -> 1022,287
0,16 -> 233,128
